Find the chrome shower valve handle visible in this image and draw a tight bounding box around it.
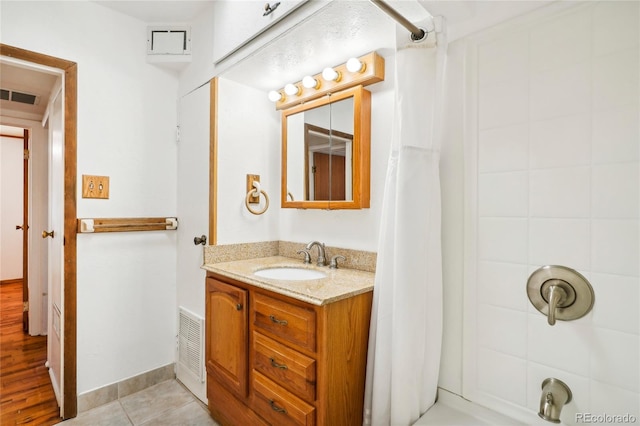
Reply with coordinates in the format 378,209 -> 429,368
527,265 -> 594,326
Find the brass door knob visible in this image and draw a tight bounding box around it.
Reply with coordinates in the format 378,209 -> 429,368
42,230 -> 55,239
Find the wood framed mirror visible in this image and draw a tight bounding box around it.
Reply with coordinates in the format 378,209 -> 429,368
281,85 -> 371,209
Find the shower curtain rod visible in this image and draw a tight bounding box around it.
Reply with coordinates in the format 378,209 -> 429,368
369,0 -> 426,41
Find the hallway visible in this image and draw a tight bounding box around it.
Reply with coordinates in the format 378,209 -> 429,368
0,281 -> 61,425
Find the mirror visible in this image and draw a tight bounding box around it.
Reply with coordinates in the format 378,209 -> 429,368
281,85 -> 371,209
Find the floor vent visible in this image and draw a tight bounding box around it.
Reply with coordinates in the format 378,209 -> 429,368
178,307 -> 204,383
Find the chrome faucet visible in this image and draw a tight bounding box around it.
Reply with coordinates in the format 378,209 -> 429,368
305,241 -> 326,266
539,378 -> 572,423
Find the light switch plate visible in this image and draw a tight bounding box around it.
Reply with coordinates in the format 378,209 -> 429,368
82,175 -> 110,199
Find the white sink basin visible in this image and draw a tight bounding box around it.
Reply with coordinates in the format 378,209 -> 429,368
254,267 -> 326,281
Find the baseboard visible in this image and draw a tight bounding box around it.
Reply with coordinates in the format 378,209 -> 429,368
77,363 -> 175,413
48,366 -> 62,409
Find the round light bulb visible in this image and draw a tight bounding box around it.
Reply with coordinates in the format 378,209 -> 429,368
322,67 -> 340,82
302,75 -> 319,89
284,83 -> 300,96
268,90 -> 283,102
346,57 -> 365,73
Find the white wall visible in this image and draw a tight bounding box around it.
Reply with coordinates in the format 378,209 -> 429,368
452,2 -> 639,423
0,135 -> 23,280
216,78 -> 281,244
1,1 -> 179,394
437,39 -> 466,395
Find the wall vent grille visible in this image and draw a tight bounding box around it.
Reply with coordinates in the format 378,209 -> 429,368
178,307 -> 204,383
0,88 -> 39,105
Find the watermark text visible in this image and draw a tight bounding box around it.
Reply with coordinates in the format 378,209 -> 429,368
576,413 -> 637,424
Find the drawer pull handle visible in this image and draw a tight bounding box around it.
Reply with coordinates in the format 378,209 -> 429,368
270,357 -> 288,370
269,315 -> 288,325
236,303 -> 243,311
269,399 -> 287,414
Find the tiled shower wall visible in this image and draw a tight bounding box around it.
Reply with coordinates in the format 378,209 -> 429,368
466,2 -> 639,422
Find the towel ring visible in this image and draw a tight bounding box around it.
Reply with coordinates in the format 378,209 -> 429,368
245,187 -> 269,215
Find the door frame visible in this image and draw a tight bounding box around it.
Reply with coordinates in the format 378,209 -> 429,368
22,128 -> 29,332
0,44 -> 78,419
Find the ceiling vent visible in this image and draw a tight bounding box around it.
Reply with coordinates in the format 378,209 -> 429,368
147,26 -> 191,55
1,88 -> 39,105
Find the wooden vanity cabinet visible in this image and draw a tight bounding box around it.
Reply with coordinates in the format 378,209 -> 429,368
205,272 -> 373,426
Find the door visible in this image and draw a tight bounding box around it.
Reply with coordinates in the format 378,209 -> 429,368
313,152 -> 346,200
0,128 -> 28,330
46,87 -> 65,410
176,81 -> 213,402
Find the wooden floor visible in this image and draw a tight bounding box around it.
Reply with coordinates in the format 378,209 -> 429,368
0,281 -> 62,425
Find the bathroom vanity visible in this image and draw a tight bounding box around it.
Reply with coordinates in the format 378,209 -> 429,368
203,256 -> 374,426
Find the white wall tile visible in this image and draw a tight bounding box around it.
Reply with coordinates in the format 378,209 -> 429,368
592,219 -> 640,276
478,261 -> 529,312
528,314 -> 592,376
530,8 -> 591,73
478,124 -> 529,172
530,167 -> 590,218
478,218 -> 528,263
529,219 -> 590,270
477,348 -> 527,406
593,1 -> 640,57
478,305 -> 527,357
590,380 -> 640,420
479,80 -> 529,130
479,172 -> 528,217
530,61 -> 591,122
467,2 -> 640,419
593,49 -> 639,112
590,273 -> 639,335
592,163 -> 639,219
592,107 -> 640,164
591,328 -> 639,392
530,114 -> 591,169
478,31 -> 529,88
527,362 -> 591,420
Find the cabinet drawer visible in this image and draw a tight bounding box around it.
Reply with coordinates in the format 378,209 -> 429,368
253,293 -> 316,352
253,332 -> 316,402
252,371 -> 315,426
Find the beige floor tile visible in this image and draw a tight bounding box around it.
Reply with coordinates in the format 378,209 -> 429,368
119,380 -> 196,425
139,401 -> 218,426
56,401 -> 132,426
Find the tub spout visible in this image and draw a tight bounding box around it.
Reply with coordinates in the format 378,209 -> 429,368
539,378 -> 572,423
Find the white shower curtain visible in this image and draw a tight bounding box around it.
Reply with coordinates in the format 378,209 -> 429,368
364,17 -> 447,426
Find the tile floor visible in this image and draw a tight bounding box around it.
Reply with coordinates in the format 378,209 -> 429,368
57,380 -> 219,426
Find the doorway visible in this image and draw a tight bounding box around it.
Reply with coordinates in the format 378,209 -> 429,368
0,127 -> 28,332
0,44 -> 78,419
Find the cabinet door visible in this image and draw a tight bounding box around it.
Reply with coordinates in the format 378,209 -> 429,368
212,1 -> 307,63
206,278 -> 248,398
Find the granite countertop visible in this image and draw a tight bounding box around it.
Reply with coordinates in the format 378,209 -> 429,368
202,256 -> 374,306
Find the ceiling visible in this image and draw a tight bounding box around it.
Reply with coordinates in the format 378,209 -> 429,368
0,60 -> 61,122
94,0 -> 212,23
219,1 -> 430,92
0,0 -> 554,121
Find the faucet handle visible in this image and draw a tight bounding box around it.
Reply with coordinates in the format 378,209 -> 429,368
329,255 -> 346,269
296,250 -> 311,264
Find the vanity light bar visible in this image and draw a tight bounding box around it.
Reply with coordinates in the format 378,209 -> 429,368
272,51 -> 385,110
